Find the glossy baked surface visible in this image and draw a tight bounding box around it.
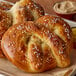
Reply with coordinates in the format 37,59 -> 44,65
0,0 -> 75,75
1,15 -> 72,72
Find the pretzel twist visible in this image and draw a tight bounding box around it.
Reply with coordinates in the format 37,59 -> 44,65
10,0 -> 44,24
35,15 -> 73,67
1,15 -> 72,72
0,0 -> 44,58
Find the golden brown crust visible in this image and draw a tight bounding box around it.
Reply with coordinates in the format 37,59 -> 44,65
35,15 -> 73,67
0,9 -> 12,57
0,0 -> 13,10
0,0 -> 44,58
1,21 -> 56,72
0,0 -> 13,57
1,15 -> 72,72
10,0 -> 44,24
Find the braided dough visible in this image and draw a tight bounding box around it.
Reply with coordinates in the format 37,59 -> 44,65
1,15 -> 72,72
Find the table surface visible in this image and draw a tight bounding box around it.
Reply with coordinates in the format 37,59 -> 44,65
6,0 -> 76,15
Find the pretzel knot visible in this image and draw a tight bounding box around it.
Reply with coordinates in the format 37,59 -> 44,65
1,15 -> 72,72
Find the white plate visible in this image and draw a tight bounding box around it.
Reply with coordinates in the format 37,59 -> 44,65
64,19 -> 76,28
0,0 -> 14,5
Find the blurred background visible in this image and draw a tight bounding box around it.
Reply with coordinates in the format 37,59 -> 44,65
6,0 -> 76,15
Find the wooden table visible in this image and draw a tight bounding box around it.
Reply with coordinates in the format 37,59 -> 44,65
6,0 -> 76,15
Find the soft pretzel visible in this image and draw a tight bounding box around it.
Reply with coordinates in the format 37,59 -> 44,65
10,0 -> 44,24
0,0 -> 44,58
1,15 -> 72,72
0,0 -> 13,57
0,9 -> 12,57
0,0 -> 13,10
35,15 -> 73,67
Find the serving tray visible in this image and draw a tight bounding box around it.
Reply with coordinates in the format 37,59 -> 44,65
0,0 -> 76,76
